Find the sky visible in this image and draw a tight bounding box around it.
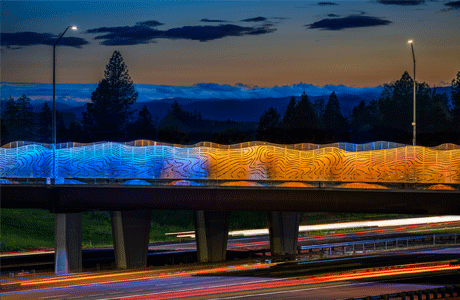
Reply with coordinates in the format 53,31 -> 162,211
1,0 -> 460,93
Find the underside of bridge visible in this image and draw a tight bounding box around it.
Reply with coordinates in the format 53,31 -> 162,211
1,184 -> 459,273
52,209 -> 301,273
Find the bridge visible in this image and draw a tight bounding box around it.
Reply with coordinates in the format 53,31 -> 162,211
1,140 -> 459,274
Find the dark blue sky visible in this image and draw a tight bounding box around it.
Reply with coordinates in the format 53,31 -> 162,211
2,1 -> 459,88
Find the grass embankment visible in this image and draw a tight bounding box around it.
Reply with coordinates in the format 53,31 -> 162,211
0,209 -> 416,252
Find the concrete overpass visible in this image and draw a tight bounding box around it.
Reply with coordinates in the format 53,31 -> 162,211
1,140 -> 459,274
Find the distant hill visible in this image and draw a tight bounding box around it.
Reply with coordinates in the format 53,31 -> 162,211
1,86 -> 453,123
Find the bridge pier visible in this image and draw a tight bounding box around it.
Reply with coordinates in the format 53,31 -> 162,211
194,211 -> 230,263
268,211 -> 300,259
110,210 -> 152,269
55,213 -> 82,274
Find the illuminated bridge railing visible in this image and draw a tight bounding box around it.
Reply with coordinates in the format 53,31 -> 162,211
1,140 -> 459,188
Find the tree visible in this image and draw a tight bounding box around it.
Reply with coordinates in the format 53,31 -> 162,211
16,94 -> 35,141
281,96 -> 297,130
256,107 -> 281,142
83,51 -> 138,141
451,71 -> 460,132
130,105 -> 156,140
323,91 -> 348,132
293,92 -> 317,130
38,102 -> 52,143
378,72 -> 414,142
350,100 -> 381,142
313,97 -> 326,129
2,96 -> 18,143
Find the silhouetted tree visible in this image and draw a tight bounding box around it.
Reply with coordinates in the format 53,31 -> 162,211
451,71 -> 460,132
2,96 -> 18,143
294,92 -> 317,130
38,102 -> 52,143
83,51 -> 138,141
257,107 -> 281,142
281,96 -> 297,130
130,105 -> 156,140
378,72 -> 414,142
313,97 -> 326,129
212,127 -> 247,145
157,125 -> 190,144
323,91 -> 348,132
16,94 -> 35,141
350,100 -> 381,142
1,118 -> 7,145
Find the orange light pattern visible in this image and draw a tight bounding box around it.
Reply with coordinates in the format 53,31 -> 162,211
203,144 -> 460,184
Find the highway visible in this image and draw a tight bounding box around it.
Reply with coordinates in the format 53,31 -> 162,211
1,247 -> 459,300
2,217 -> 459,273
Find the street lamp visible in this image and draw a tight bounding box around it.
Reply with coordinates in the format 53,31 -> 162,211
52,26 -> 77,179
408,40 -> 416,146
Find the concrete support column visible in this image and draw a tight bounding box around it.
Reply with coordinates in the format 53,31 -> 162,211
55,213 -> 82,274
268,211 -> 300,259
194,211 -> 229,263
111,210 -> 151,269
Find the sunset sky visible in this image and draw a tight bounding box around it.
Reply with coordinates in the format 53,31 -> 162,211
2,0 -> 460,89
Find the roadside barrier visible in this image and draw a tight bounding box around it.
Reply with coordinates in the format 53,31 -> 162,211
300,232 -> 459,257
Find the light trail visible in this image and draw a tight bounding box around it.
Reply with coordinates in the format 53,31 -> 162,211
18,262 -> 277,288
116,262 -> 460,300
230,216 -> 460,237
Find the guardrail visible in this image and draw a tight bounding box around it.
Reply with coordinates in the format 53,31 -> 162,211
345,284 -> 460,300
300,233 -> 459,257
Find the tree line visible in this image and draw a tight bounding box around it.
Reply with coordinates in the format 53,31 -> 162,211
2,50 -> 459,146
257,71 -> 460,146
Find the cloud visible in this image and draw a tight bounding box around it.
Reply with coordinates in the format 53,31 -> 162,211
328,14 -> 340,17
136,20 -> 164,27
1,32 -> 89,48
87,25 -> 163,45
87,23 -> 276,45
445,1 -> 460,8
307,15 -> 391,30
318,2 -> 339,5
377,0 -> 425,5
201,18 -> 228,23
241,17 -> 267,22
1,82 -> 384,104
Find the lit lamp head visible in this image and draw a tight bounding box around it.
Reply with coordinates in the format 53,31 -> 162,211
408,40 -> 413,44
71,26 -> 78,31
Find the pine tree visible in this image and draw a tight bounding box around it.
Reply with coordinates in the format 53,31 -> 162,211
378,71 -> 414,135
83,51 -> 138,141
323,91 -> 348,132
313,97 -> 326,129
451,71 -> 460,132
257,107 -> 280,142
131,105 -> 156,140
38,102 -> 52,143
293,92 -> 317,129
16,94 -> 35,141
2,96 -> 18,143
281,96 -> 297,130
3,96 -> 18,128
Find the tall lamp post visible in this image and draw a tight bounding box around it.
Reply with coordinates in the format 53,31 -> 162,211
53,26 -> 77,179
408,40 -> 416,146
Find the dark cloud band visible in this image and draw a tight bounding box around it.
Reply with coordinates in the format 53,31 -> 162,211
1,32 -> 89,48
201,18 -> 228,23
87,23 -> 276,45
241,17 -> 267,22
377,0 -> 424,5
307,15 -> 391,31
318,2 -> 339,6
445,1 -> 460,8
